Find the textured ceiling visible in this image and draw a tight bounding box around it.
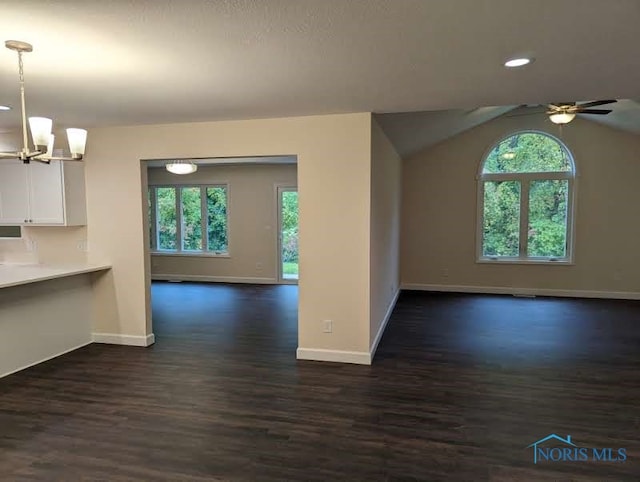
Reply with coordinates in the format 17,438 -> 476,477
0,0 -> 639,149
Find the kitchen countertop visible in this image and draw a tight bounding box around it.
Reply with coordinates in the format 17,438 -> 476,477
0,263 -> 111,289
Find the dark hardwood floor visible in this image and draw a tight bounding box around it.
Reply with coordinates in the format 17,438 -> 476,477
1,283 -> 639,481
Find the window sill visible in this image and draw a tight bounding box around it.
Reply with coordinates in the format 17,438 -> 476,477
477,258 -> 574,266
151,251 -> 230,258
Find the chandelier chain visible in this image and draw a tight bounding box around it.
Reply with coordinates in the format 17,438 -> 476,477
18,50 -> 24,83
16,50 -> 29,157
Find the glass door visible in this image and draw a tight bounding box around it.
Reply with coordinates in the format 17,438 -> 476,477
278,187 -> 298,283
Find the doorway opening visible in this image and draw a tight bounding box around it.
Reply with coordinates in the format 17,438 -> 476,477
142,155 -> 299,343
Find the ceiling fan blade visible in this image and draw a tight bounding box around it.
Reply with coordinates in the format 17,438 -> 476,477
577,99 -> 617,108
577,109 -> 612,115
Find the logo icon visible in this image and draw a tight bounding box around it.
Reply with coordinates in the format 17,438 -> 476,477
527,434 -> 627,464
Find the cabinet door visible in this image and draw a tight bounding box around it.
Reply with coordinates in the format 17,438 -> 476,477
28,161 -> 65,224
0,161 -> 29,224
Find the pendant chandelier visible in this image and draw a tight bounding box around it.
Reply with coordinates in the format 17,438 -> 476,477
0,40 -> 88,164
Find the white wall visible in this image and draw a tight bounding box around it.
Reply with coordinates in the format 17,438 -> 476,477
148,163 -> 297,282
85,113 -> 375,360
369,119 -> 401,349
402,115 -> 640,297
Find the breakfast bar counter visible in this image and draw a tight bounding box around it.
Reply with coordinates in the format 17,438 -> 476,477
0,263 -> 111,289
0,263 -> 111,379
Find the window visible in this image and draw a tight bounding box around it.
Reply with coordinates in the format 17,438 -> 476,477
0,226 -> 21,238
477,131 -> 575,263
149,184 -> 228,255
181,187 -> 202,251
206,186 -> 229,253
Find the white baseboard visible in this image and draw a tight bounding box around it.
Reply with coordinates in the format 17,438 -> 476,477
92,333 -> 156,347
401,283 -> 640,300
294,289 -> 401,366
0,340 -> 93,379
152,274 -> 277,284
369,288 -> 400,360
296,348 -> 372,365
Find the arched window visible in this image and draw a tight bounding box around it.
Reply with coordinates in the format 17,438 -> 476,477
477,131 -> 575,263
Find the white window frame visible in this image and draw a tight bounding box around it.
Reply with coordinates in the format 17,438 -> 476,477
476,130 -> 576,265
149,183 -> 229,257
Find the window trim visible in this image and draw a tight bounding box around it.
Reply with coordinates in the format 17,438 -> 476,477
476,130 -> 577,265
149,183 -> 229,257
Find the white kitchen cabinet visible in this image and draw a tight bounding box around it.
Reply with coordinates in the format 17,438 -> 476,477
0,161 -> 29,224
0,160 -> 86,226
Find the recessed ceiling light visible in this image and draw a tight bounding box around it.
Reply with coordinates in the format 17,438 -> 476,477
0,105 -> 11,111
504,57 -> 532,68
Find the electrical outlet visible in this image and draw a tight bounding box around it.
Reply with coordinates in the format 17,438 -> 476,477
442,268 -> 449,278
322,319 -> 332,333
25,238 -> 37,252
77,240 -> 88,252
256,262 -> 263,271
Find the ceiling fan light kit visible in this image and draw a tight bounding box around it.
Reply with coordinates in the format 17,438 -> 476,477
546,100 -> 616,125
0,40 -> 88,164
549,112 -> 576,125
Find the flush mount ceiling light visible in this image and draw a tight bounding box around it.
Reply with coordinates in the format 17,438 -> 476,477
0,40 -> 87,164
504,57 -> 533,68
166,161 -> 198,175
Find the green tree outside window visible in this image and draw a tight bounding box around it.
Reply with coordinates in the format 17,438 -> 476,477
480,132 -> 574,260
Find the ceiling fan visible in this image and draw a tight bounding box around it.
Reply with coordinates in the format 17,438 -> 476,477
508,99 -> 617,125
546,99 -> 617,124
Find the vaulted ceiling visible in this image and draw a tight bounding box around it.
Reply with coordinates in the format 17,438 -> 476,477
376,99 -> 640,158
1,1 -> 639,155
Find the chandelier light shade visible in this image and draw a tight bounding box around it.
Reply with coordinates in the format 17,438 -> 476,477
549,112 -> 576,125
28,116 -> 52,148
166,161 -> 198,175
67,128 -> 88,159
0,40 -> 88,164
38,134 -> 55,158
